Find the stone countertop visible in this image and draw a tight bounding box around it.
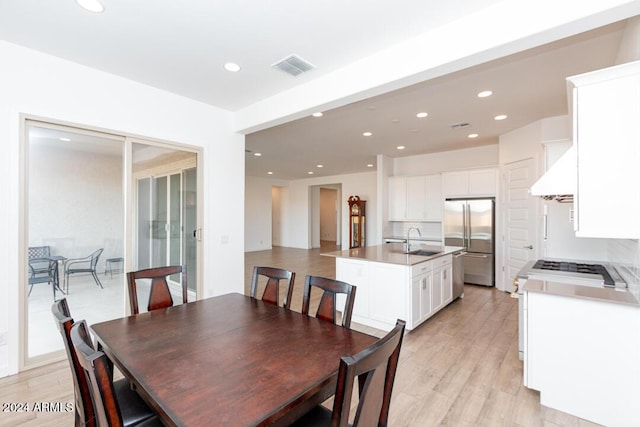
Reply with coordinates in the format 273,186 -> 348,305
523,278 -> 640,307
322,243 -> 464,266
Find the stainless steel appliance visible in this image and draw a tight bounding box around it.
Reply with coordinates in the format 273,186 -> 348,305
514,259 -> 626,359
452,250 -> 465,299
444,198 -> 494,286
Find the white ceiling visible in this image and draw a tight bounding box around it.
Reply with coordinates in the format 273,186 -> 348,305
0,1 -> 634,180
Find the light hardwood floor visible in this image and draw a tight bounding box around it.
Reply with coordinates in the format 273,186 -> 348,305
1,243 -> 600,426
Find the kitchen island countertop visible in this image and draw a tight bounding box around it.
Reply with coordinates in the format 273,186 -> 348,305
322,243 -> 464,266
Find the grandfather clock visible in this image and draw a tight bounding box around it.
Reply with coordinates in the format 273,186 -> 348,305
348,195 -> 366,248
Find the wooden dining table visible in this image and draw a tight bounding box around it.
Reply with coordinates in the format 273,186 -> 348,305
91,292 -> 378,426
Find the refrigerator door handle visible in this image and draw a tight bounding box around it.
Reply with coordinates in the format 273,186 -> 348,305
466,203 -> 471,249
464,253 -> 489,259
462,203 -> 467,250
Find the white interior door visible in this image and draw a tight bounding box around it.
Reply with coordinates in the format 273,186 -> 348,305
503,158 -> 539,292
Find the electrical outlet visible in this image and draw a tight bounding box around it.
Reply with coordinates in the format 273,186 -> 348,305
0,332 -> 7,346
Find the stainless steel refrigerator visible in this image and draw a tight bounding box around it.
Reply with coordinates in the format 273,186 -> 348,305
444,198 -> 495,287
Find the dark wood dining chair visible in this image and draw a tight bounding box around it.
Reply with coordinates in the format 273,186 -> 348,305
250,266 -> 295,309
302,275 -> 356,328
51,299 -> 156,427
127,265 -> 188,315
292,319 -> 406,427
70,320 -> 163,427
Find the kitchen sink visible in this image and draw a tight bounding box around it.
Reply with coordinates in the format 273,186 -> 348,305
401,249 -> 441,256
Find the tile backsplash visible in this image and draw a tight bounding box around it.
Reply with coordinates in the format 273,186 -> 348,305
388,222 -> 442,242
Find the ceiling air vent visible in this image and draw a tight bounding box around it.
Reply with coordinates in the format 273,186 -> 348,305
450,122 -> 471,129
272,54 -> 316,77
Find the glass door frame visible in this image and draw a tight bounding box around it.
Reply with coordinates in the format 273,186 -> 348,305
18,116 -> 203,371
19,118 -> 126,370
125,137 -> 203,312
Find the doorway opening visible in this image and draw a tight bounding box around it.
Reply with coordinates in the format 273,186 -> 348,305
310,184 -> 342,249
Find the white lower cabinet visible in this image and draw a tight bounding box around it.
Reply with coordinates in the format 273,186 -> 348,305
336,254 -> 453,331
411,262 -> 433,328
432,256 -> 453,313
524,291 -> 640,426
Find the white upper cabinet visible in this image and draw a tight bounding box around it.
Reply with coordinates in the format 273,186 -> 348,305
388,176 -> 407,221
389,174 -> 442,221
568,60 -> 640,238
442,168 -> 497,197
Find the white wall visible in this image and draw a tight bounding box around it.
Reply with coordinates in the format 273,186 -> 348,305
376,154 -> 394,240
29,144 -> 124,267
245,172 -> 376,250
245,176 -> 289,251
0,41 -> 244,377
393,145 -> 499,175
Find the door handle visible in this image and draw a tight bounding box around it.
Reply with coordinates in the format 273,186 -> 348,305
523,245 -> 533,249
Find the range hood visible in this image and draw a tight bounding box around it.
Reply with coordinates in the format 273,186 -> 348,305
530,145 -> 576,202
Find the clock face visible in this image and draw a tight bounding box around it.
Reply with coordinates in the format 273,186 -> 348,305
351,204 -> 359,215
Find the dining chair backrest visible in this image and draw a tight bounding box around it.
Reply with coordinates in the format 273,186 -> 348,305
302,275 -> 356,328
51,299 -> 96,427
127,265 -> 188,315
250,266 -> 295,309
333,319 -> 406,426
71,320 -> 125,427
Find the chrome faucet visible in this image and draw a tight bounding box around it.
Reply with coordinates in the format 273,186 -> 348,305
405,227 -> 422,253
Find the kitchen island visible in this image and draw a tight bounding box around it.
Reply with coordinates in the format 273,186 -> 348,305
323,243 -> 464,331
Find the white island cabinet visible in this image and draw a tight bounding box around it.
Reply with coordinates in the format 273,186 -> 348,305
329,244 -> 458,331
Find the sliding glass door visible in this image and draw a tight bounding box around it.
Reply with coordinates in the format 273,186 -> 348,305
25,121 -> 125,362
132,143 -> 198,296
22,121 -> 201,368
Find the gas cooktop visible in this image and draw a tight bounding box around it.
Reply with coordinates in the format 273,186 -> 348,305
528,259 -> 626,288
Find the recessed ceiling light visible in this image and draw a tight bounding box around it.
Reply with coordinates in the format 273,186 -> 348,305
468,133 -> 479,138
59,137 -> 71,142
254,152 -> 262,156
267,171 -> 273,175
494,114 -> 508,121
391,119 -> 400,123
76,0 -> 104,13
316,164 -> 323,168
308,171 -> 314,175
224,62 -> 241,72
312,112 -> 323,117
367,164 -> 374,168
477,90 -> 493,98
363,132 -> 372,137
397,146 -> 405,150
416,112 -> 428,118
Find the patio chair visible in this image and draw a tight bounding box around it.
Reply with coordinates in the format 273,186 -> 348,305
28,255 -> 60,300
65,248 -> 104,291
